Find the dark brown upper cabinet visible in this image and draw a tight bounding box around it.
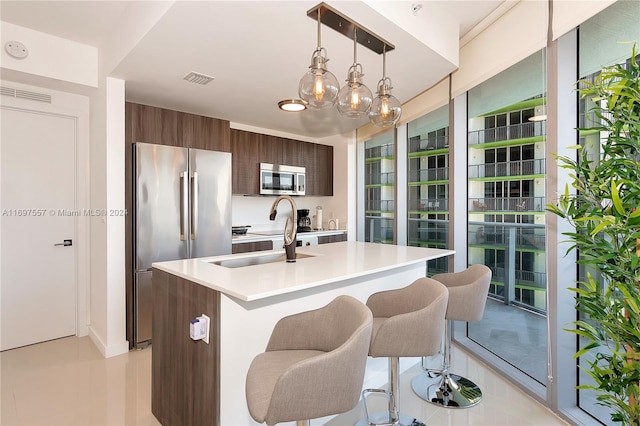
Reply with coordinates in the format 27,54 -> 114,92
125,103 -> 332,196
178,111 -> 230,151
127,103 -> 178,146
126,102 -> 230,151
230,129 -> 262,196
230,129 -> 333,196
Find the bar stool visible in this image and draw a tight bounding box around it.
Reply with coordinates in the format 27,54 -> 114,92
245,295 -> 373,426
357,277 -> 449,426
410,264 -> 492,408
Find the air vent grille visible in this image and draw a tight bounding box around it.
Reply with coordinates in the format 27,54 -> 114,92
1,86 -> 52,103
183,71 -> 214,85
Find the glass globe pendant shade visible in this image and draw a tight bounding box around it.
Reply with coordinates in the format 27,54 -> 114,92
336,64 -> 373,119
369,78 -> 402,127
298,48 -> 340,109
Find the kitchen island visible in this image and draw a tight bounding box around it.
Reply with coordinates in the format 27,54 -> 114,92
151,241 -> 454,426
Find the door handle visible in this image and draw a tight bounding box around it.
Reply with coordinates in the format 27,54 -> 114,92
190,172 -> 198,240
180,171 -> 188,241
54,239 -> 72,247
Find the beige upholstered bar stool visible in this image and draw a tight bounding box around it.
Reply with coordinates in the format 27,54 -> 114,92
411,264 -> 492,408
245,295 -> 373,426
357,277 -> 449,426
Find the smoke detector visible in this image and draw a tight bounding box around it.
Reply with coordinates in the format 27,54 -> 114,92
5,41 -> 28,59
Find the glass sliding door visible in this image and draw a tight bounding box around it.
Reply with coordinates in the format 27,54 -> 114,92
467,49 -> 548,384
364,131 -> 395,244
407,105 -> 450,274
578,2 -> 640,423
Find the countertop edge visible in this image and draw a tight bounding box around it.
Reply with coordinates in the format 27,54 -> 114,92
153,242 -> 455,302
232,229 -> 346,243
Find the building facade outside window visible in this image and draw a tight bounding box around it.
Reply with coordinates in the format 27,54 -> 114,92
466,49 -> 548,383
364,131 -> 395,244
358,2 -> 639,423
407,105 -> 450,274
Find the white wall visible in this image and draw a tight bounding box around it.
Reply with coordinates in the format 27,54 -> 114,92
1,1 -> 175,357
1,21 -> 131,357
0,22 -> 98,88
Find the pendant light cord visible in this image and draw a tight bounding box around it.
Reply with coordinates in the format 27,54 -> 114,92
316,7 -> 321,49
382,44 -> 387,79
353,27 -> 358,65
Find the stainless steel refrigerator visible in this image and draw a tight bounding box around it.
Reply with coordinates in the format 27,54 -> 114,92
133,142 -> 232,347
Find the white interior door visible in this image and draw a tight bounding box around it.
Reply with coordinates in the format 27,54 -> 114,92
1,107 -> 77,351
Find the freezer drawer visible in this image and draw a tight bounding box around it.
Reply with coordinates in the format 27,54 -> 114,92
134,270 -> 153,346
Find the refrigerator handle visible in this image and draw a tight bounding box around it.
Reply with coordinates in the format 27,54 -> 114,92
180,171 -> 188,241
190,171 -> 198,240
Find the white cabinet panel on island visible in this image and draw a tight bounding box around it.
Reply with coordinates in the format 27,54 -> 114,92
151,241 -> 454,426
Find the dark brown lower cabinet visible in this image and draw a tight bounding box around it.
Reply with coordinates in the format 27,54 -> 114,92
152,269 -> 220,426
318,233 -> 347,244
231,240 -> 273,254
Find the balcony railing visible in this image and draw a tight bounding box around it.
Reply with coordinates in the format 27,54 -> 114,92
408,198 -> 449,211
365,199 -> 395,212
468,121 -> 546,145
469,196 -> 546,212
365,144 -> 394,158
408,134 -> 449,152
366,172 -> 395,185
468,221 -> 547,313
408,167 -> 449,182
468,158 -> 545,178
470,224 -> 545,250
365,216 -> 394,243
408,217 -> 448,244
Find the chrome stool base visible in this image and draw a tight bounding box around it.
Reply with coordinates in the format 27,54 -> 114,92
410,371 -> 482,408
356,412 -> 425,426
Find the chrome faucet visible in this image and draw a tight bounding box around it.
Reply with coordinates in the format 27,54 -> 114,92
269,195 -> 298,262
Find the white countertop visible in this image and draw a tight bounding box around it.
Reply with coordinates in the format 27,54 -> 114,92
152,241 -> 454,302
231,229 -> 346,243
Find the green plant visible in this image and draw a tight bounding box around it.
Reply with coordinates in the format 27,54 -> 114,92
547,44 -> 640,425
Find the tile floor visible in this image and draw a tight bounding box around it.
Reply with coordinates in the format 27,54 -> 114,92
1,336 -> 568,426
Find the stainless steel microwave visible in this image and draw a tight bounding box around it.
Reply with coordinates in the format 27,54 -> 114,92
259,163 -> 306,195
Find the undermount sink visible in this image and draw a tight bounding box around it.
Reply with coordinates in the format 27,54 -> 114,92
211,252 -> 315,269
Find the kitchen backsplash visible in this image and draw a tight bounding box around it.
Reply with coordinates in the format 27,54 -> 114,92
231,195 -> 346,232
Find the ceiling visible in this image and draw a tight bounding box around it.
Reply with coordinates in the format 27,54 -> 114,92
0,0 -> 510,139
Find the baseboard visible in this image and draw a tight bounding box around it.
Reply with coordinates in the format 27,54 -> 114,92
88,327 -> 129,358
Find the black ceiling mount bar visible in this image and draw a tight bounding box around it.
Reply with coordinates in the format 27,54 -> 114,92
306,2 -> 395,55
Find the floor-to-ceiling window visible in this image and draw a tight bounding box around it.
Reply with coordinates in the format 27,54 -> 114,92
407,105 -> 450,274
467,49 -> 548,383
364,131 -> 395,244
356,3 -> 639,423
577,2 -> 640,423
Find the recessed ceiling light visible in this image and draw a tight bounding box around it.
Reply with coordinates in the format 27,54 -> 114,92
278,99 -> 307,112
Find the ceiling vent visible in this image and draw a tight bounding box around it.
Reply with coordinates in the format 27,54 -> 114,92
1,86 -> 52,103
183,72 -> 214,85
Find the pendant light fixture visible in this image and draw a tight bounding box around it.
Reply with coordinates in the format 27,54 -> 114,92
298,7 -> 340,109
336,27 -> 373,119
369,45 -> 402,127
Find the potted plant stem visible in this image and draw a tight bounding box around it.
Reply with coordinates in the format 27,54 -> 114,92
547,44 -> 640,425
